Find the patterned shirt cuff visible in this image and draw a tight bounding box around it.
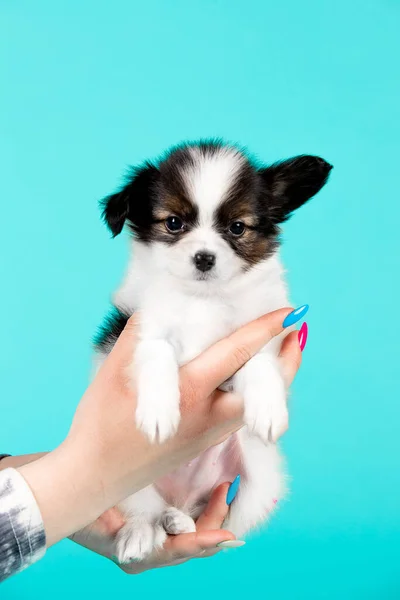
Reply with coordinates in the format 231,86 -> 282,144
0,468 -> 46,583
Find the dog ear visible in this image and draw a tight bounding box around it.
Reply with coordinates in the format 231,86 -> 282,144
259,155 -> 333,224
101,162 -> 159,237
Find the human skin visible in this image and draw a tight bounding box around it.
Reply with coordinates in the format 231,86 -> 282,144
4,308 -> 302,570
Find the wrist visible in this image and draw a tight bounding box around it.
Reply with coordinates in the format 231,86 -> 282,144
17,439 -> 106,547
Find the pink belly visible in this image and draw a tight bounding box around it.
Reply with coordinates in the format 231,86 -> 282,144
155,434 -> 243,513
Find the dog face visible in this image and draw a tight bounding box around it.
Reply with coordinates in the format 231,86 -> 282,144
102,141 -> 332,284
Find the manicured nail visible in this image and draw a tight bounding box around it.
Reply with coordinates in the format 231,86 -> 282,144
298,322 -> 308,351
226,475 -> 241,505
283,304 -> 309,328
217,540 -> 246,548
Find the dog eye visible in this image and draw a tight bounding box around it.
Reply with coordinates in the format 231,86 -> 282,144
229,221 -> 246,236
165,216 -> 184,233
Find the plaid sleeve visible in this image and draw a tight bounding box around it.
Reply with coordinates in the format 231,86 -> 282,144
0,468 -> 46,583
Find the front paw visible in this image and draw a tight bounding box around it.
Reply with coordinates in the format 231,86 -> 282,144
135,379 -> 181,443
133,339 -> 181,443
115,519 -> 167,564
242,370 -> 288,444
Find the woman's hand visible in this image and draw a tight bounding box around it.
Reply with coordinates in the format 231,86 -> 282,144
18,308 -> 302,549
69,327 -> 302,573
70,482 -> 238,574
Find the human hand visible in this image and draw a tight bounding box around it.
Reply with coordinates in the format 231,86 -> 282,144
70,482 -> 240,574
69,325 -> 302,573
18,307 -> 303,548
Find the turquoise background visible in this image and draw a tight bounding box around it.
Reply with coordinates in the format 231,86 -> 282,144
1,0 -> 399,598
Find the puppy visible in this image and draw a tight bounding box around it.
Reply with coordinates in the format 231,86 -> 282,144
94,141 -> 332,563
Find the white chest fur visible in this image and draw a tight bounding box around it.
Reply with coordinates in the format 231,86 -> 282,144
106,246 -> 291,562
115,246 -> 290,364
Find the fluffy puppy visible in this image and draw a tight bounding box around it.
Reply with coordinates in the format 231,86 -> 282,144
95,140 -> 332,563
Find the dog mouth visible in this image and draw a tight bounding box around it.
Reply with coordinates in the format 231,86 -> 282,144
194,271 -> 216,282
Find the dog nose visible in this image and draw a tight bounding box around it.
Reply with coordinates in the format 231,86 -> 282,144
194,251 -> 216,272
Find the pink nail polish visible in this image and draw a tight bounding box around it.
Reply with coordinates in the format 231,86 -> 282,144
298,322 -> 308,352
272,498 -> 278,505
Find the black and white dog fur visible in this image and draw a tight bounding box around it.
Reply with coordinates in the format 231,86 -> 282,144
95,141 -> 332,563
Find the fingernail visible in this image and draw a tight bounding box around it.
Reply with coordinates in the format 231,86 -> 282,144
226,475 -> 241,505
217,540 -> 246,548
283,304 -> 309,328
298,322 -> 308,351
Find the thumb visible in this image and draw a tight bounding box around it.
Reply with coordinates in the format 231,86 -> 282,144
183,308 -> 293,396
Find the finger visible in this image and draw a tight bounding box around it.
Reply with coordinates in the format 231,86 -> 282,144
165,528 -> 235,559
278,330 -> 303,388
196,483 -> 230,531
183,308 -> 293,395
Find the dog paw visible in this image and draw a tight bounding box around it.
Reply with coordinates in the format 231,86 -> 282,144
161,507 -> 196,535
115,519 -> 167,564
135,379 -> 181,444
242,372 -> 288,444
133,341 -> 181,443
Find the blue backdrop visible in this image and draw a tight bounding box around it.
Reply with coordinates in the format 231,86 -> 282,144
1,1 -> 399,598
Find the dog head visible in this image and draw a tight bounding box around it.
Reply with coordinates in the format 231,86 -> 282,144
101,141 -> 332,284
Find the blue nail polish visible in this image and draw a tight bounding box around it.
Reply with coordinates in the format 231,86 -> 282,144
283,304 -> 309,328
226,475 -> 241,506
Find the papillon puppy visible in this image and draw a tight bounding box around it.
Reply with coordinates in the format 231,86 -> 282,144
95,140 -> 332,563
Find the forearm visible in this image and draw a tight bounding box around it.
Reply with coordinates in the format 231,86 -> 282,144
1,446 -> 111,550
0,468 -> 46,582
0,453 -> 47,471
0,444 -> 111,549
0,446 -> 113,579
17,441 -> 107,548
